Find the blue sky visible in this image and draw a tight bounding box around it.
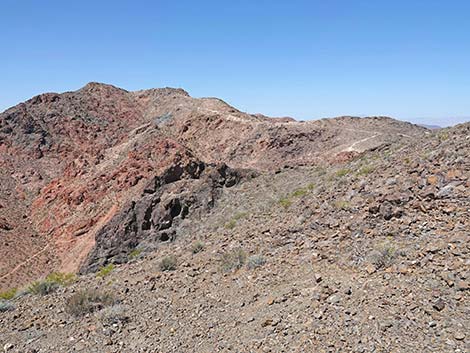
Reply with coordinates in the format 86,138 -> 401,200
1,0 -> 469,126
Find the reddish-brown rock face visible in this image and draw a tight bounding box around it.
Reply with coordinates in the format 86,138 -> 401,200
0,83 -> 427,289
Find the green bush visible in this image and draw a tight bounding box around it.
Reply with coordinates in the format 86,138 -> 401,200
66,290 -> 116,317
336,168 -> 351,177
97,264 -> 115,278
159,256 -> 177,271
45,272 -> 76,286
0,288 -> 17,300
356,165 -> 374,176
278,197 -> 292,209
221,248 -> 247,272
191,241 -> 205,254
128,249 -> 143,260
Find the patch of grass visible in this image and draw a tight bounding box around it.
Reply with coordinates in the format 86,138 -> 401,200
438,131 -> 449,141
233,212 -> 248,220
356,165 -> 374,176
278,197 -> 292,209
224,212 -> 248,229
334,200 -> 351,210
0,288 -> 17,300
66,290 -> 116,317
191,241 -> 205,254
224,219 -> 237,229
247,255 -> 266,269
159,256 -> 177,271
45,272 -> 76,286
0,300 -> 14,312
221,248 -> 247,272
128,249 -> 143,260
306,183 -> 315,190
97,264 -> 115,278
336,168 -> 351,177
291,188 -> 308,197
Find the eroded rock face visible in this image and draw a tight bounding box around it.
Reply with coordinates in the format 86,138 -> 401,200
81,161 -> 253,272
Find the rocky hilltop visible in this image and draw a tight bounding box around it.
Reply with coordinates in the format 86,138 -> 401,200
0,83 -> 425,289
0,84 -> 468,352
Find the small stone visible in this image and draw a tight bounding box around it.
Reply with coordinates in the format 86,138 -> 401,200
327,294 -> 341,304
267,297 -> 275,305
433,299 -> 445,311
454,332 -> 465,341
314,274 -> 322,283
428,321 -> 437,328
3,343 -> 14,352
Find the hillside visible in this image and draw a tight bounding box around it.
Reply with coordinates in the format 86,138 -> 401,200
0,120 -> 468,351
0,83 -> 426,290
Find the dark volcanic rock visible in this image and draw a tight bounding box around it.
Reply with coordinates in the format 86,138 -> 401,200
81,161 -> 252,273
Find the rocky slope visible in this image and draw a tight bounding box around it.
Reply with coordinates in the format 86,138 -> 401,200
0,119 -> 468,352
0,83 -> 426,290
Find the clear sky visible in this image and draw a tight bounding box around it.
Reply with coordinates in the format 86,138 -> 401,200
1,0 -> 469,126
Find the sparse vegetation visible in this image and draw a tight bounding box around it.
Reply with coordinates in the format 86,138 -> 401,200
159,256 -> 177,271
96,304 -> 129,325
357,165 -> 374,176
224,219 -> 237,229
247,255 -> 266,269
0,288 -> 17,300
368,243 -> 399,269
191,241 -> 205,254
225,212 -> 248,229
45,272 -> 76,286
278,197 -> 292,209
66,290 -> 116,317
334,200 -> 351,210
28,280 -> 59,296
336,168 -> 351,177
278,185 -> 314,209
221,248 -> 247,272
128,248 -> 143,260
0,300 -> 14,312
438,131 -> 449,141
97,263 -> 115,278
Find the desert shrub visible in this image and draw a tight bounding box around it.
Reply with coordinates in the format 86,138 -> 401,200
334,200 -> 351,210
336,168 -> 351,177
97,264 -> 115,278
28,280 -> 59,296
66,290 -> 116,317
159,256 -> 177,271
357,165 -> 374,176
247,255 -> 266,269
224,212 -> 248,229
191,241 -> 205,254
96,304 -> 129,325
0,300 -> 14,313
0,288 -> 17,300
307,183 -> 316,190
45,272 -> 76,286
291,188 -> 308,197
224,219 -> 237,229
278,197 -> 292,209
128,249 -> 143,260
368,243 -> 398,269
221,248 -> 247,272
